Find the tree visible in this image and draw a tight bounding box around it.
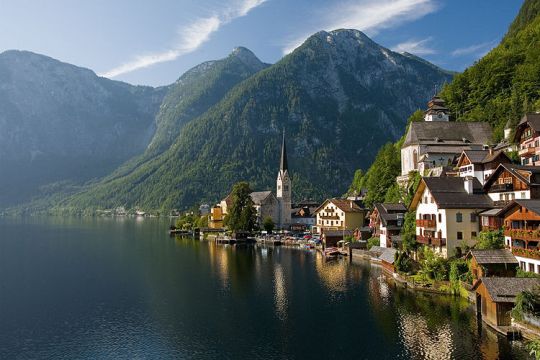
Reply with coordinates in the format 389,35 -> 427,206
476,230 -> 504,249
225,182 -> 257,232
263,216 -> 275,233
401,211 -> 418,252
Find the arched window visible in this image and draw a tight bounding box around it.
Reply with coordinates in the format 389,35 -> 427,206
413,149 -> 418,169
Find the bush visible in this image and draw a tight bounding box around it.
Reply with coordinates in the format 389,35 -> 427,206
367,237 -> 380,250
418,246 -> 449,281
395,251 -> 413,273
476,230 -> 504,249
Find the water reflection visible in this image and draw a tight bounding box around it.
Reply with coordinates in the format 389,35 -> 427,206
273,264 -> 288,320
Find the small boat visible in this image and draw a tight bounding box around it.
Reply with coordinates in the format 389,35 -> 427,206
324,247 -> 340,256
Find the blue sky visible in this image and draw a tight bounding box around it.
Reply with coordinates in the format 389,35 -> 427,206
0,0 -> 524,86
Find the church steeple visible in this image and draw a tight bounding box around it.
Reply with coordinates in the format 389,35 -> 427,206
280,130 -> 288,172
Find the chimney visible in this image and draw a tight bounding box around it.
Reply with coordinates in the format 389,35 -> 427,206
464,176 -> 474,194
489,146 -> 493,155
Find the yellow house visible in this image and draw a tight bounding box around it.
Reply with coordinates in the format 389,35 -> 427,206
209,205 -> 225,229
313,198 -> 367,234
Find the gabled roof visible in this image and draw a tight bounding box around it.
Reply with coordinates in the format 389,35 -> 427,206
499,199 -> 540,217
379,248 -> 397,264
514,113 -> 540,141
457,149 -> 510,167
373,203 -> 406,226
469,249 -> 518,265
403,122 -> 492,147
483,163 -> 540,190
315,198 -> 365,214
472,277 -> 540,303
411,177 -> 493,209
250,191 -> 275,205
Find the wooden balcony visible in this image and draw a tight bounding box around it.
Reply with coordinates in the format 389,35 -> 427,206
505,229 -> 540,241
490,183 -> 514,192
519,146 -> 536,158
320,215 -> 340,220
512,247 -> 540,260
416,219 -> 436,228
416,235 -> 446,247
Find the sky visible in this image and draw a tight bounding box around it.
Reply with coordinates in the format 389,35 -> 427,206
0,0 -> 524,87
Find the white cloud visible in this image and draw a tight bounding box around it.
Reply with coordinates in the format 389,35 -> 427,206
100,0 -> 266,78
392,37 -> 436,55
451,40 -> 497,57
282,0 -> 438,54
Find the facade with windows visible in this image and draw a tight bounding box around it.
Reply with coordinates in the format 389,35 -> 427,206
313,199 -> 366,235
483,164 -> 540,207
514,113 -> 540,166
410,177 -> 492,258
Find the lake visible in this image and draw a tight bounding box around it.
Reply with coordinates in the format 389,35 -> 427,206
0,217 -> 531,359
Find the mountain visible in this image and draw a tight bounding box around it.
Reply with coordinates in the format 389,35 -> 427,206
107,47 -> 269,182
440,0 -> 540,139
0,50 -> 168,207
58,29 -> 453,213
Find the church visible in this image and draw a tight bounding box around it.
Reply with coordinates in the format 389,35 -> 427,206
216,132 -> 292,229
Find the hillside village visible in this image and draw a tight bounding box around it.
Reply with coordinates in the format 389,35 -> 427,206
181,95 -> 540,337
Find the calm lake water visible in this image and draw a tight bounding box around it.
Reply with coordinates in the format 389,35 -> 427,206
0,217 -> 532,359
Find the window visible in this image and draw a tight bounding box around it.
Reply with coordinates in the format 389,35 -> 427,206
522,192 -> 526,199
530,263 -> 535,273
424,196 -> 428,203
471,231 -> 477,238
470,213 -> 477,222
456,212 -> 463,223
438,213 -> 442,223
457,232 -> 463,240
499,194 -> 504,201
430,197 -> 434,204
284,185 -> 289,191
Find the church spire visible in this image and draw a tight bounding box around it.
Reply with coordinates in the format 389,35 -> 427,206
280,129 -> 288,172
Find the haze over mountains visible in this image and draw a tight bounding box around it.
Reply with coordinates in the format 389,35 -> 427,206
0,29 -> 453,213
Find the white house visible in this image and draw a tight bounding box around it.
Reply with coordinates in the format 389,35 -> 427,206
410,177 -> 493,258
456,149 -> 510,185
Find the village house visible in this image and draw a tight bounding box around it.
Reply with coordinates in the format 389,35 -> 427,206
369,203 -> 407,248
473,277 -> 540,328
398,96 -> 492,184
410,177 -> 493,258
290,200 -> 319,231
209,205 -> 225,229
313,198 -> 367,236
469,249 -> 518,283
479,208 -> 505,232
483,164 -> 540,207
514,113 -> 540,166
378,248 -> 398,274
456,149 -> 511,185
499,199 -> 540,274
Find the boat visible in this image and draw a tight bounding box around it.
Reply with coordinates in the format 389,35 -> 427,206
324,247 -> 340,256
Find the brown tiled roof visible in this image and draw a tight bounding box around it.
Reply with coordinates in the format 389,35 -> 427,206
474,277 -> 540,303
403,122 -> 492,147
470,249 -> 518,265
423,177 -> 493,209
316,199 -> 365,214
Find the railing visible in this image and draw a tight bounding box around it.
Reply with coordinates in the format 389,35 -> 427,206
519,147 -> 536,158
512,247 -> 540,260
505,229 -> 540,241
416,235 -> 446,246
416,219 -> 436,228
490,183 -> 514,192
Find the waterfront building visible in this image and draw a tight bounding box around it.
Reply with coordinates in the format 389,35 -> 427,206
313,198 -> 367,236
209,205 -> 225,229
291,203 -> 317,230
473,277 -> 540,328
409,176 -> 492,258
398,96 -> 492,184
483,164 -> 540,207
369,203 -> 407,248
499,199 -> 540,274
468,249 -> 518,283
514,113 -> 540,166
250,191 -> 279,226
379,248 -> 397,274
456,149 -> 510,185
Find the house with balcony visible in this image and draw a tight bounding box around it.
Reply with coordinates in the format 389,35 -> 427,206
409,176 -> 493,258
479,208 -> 505,232
483,164 -> 540,207
369,203 -> 407,248
514,113 -> 540,166
499,199 -> 540,274
398,96 -> 492,185
313,198 -> 367,236
456,149 -> 510,185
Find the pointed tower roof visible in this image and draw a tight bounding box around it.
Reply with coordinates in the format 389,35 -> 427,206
280,130 -> 288,172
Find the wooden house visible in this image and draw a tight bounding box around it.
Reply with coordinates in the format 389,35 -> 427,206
469,249 -> 518,282
369,203 -> 407,248
483,164 -> 540,207
514,113 -> 540,166
473,277 -> 540,327
379,248 -> 397,274
456,149 -> 510,185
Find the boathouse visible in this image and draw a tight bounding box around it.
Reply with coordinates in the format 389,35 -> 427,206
472,277 -> 540,327
469,249 -> 518,282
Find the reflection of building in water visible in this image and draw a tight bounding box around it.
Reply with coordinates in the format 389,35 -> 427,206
314,252 -> 348,293
207,243 -> 230,289
274,265 -> 287,320
398,313 -> 453,359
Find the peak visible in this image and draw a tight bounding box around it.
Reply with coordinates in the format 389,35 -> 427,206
304,28 -> 379,51
229,46 -> 264,68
